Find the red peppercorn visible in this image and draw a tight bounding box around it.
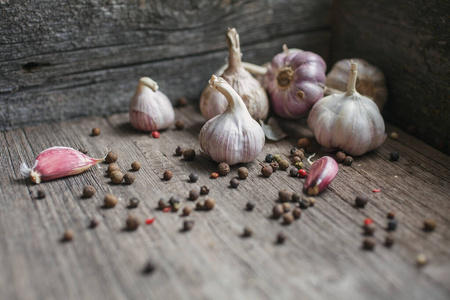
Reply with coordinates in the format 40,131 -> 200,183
372,188 -> 381,193
364,218 -> 373,225
211,172 -> 219,179
298,169 -> 307,178
162,207 -> 171,213
151,131 -> 160,138
145,218 -> 155,225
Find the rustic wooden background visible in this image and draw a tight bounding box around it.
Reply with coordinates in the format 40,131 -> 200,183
0,105 -> 449,300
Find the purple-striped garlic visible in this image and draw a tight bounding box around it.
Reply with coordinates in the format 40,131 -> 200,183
265,45 -> 327,119
129,77 -> 175,132
20,147 -> 104,184
308,62 -> 386,156
199,28 -> 269,121
304,156 -> 338,196
199,75 -> 265,165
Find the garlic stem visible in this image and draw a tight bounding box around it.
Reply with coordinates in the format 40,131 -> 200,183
242,62 -> 268,75
226,28 -> 244,72
282,44 -> 289,54
209,75 -> 247,112
346,62 -> 358,96
139,77 -> 159,92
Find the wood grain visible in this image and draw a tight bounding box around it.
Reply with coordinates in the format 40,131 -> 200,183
0,105 -> 449,300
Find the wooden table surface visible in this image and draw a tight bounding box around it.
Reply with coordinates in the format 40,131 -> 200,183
1,105 -> 449,300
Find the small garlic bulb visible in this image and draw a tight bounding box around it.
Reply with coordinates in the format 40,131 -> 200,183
129,77 -> 175,132
308,62 -> 386,156
199,75 -> 265,165
199,28 -> 269,121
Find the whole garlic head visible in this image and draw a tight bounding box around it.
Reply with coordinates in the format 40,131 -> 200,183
308,62 -> 386,156
199,75 -> 265,165
199,28 -> 269,121
129,77 -> 175,132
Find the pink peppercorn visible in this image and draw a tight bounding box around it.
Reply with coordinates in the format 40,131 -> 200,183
211,172 -> 219,179
364,218 -> 373,225
145,218 -> 155,225
151,131 -> 160,138
298,169 -> 307,178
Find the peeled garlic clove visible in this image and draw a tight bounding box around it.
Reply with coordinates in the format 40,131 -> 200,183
199,28 -> 269,121
129,77 -> 175,132
199,75 -> 265,165
325,58 -> 388,111
20,147 -> 104,184
308,62 -> 386,156
303,156 -> 338,196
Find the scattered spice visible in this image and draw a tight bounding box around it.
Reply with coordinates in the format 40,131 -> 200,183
211,172 -> 219,179
242,227 -> 253,237
261,164 -> 273,177
124,172 -> 136,184
37,190 -> 46,199
204,198 -> 215,210
196,201 -> 205,211
126,215 -> 140,231
294,161 -> 304,169
200,185 -> 210,195
158,198 -> 167,210
269,161 -> 279,172
387,219 -> 398,231
385,234 -> 395,247
107,163 -> 120,174
298,169 -> 307,178
389,132 -> 399,140
230,178 -> 240,188
163,170 -> 173,180
89,218 -> 100,228
423,219 -> 437,231
82,186 -> 96,198
282,213 -> 294,225
142,260 -> 156,274
364,218 -> 373,225
335,151 -> 346,163
110,170 -> 124,184
282,203 -> 291,212
62,229 -> 74,242
278,159 -> 290,171
362,238 -> 376,250
189,189 -> 199,201
177,96 -> 188,107
293,151 -> 305,160
151,131 -> 160,138
129,197 -> 140,208
289,167 -> 299,177
363,224 -> 376,236
279,189 -> 292,202
246,201 -> 255,211
131,161 -> 141,171
145,218 -> 155,225
308,197 -> 316,206
299,198 -> 310,209
372,188 -> 381,193
79,148 -> 88,154
416,254 -> 428,266
387,211 -> 396,219
297,138 -> 311,149
276,232 -> 286,244
272,204 -> 284,219
217,162 -> 231,176
175,120 -> 185,130
183,220 -> 195,231
182,206 -> 192,216
273,154 -> 282,162
105,151 -> 118,163
183,148 -> 196,160
292,193 -> 300,203
162,207 -> 171,213
91,127 -> 100,136
104,194 -> 118,208
237,167 -> 249,179
169,196 -> 180,211
343,156 -> 353,166
189,173 -> 198,182
355,195 -> 369,208
390,152 -> 400,161
293,156 -> 302,163
292,207 -> 302,219
265,154 -> 274,163
175,146 -> 184,156
290,147 -> 298,155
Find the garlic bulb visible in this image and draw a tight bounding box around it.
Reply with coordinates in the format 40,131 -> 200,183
265,45 -> 327,119
199,28 -> 269,121
129,77 -> 175,132
199,75 -> 265,165
325,58 -> 388,111
308,62 -> 386,156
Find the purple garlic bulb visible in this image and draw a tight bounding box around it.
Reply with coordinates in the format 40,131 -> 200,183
265,45 -> 327,119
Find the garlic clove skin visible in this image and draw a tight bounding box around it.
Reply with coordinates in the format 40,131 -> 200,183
199,28 -> 269,121
199,75 -> 265,165
129,77 -> 175,132
303,156 -> 338,195
308,62 -> 386,156
20,147 -> 104,184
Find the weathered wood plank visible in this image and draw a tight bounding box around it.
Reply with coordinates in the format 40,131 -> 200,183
331,0 -> 450,154
0,105 -> 449,300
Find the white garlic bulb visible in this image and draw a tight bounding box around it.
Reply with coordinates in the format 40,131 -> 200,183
199,75 -> 265,165
129,77 -> 175,132
199,28 -> 269,121
308,62 -> 386,156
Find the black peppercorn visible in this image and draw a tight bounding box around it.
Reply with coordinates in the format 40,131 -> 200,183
177,96 -> 188,107
89,218 -> 100,228
79,148 -> 88,154
158,198 -> 167,210
183,220 -> 195,231
289,167 -> 299,177
261,164 -> 273,177
200,185 -> 210,195
189,173 -> 198,182
279,189 -> 293,202
265,154 -> 274,163
343,156 -> 353,166
387,211 -> 396,219
387,219 -> 398,231
183,148 -> 196,160
242,227 -> 253,237
237,167 -> 249,179
175,146 -> 184,156
163,170 -> 173,180
37,190 -> 46,199
362,238 -> 376,250
217,162 -> 230,176
290,147 -> 298,155
230,178 -> 239,188
423,219 -> 437,231
246,201 -> 255,211
129,197 -> 140,208
188,189 -> 199,201
299,198 -> 310,209
143,260 -> 156,274
355,195 -> 369,208
196,201 -> 205,211
390,152 -> 400,161
175,120 -> 185,130
276,232 -> 286,244
335,151 -> 346,163
292,193 -> 300,203
385,234 -> 395,247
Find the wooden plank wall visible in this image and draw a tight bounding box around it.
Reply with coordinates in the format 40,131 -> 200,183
331,0 -> 450,154
0,0 -> 331,129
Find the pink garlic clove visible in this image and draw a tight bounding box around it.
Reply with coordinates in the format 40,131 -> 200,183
303,156 -> 338,195
20,146 -> 104,184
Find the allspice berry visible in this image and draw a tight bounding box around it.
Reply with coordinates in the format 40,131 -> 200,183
261,164 -> 273,177
126,215 -> 140,231
177,96 -> 188,107
297,137 -> 311,149
131,161 -> 141,171
183,148 -> 196,160
385,234 -> 395,247
104,194 -> 118,208
278,159 -> 290,171
62,229 -> 74,242
292,150 -> 305,159
363,238 -> 376,250
242,227 -> 253,237
189,189 -> 199,200
423,219 -> 437,231
110,170 -> 124,184
183,220 -> 195,231
105,151 -> 118,163
272,204 -> 284,219
230,178 -> 239,188
217,162 -> 230,176
163,170 -> 173,180
278,189 -> 292,202
355,195 -> 369,208
276,232 -> 286,244
343,156 -> 353,166
175,120 -> 185,130
335,151 -> 346,163
282,213 -> 294,225
175,146 -> 184,156
282,203 -> 291,212
237,167 -> 249,179
182,206 -> 192,216
91,127 -> 100,136
82,185 -> 96,198
204,198 -> 215,211
107,163 -> 120,174
37,190 -> 46,199
292,207 -> 302,219
124,172 -> 135,184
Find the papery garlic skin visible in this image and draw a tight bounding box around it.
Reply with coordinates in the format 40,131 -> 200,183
199,28 -> 269,121
308,62 -> 386,156
129,77 -> 175,132
20,147 -> 104,184
265,45 -> 327,119
199,75 -> 265,165
304,156 -> 338,195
